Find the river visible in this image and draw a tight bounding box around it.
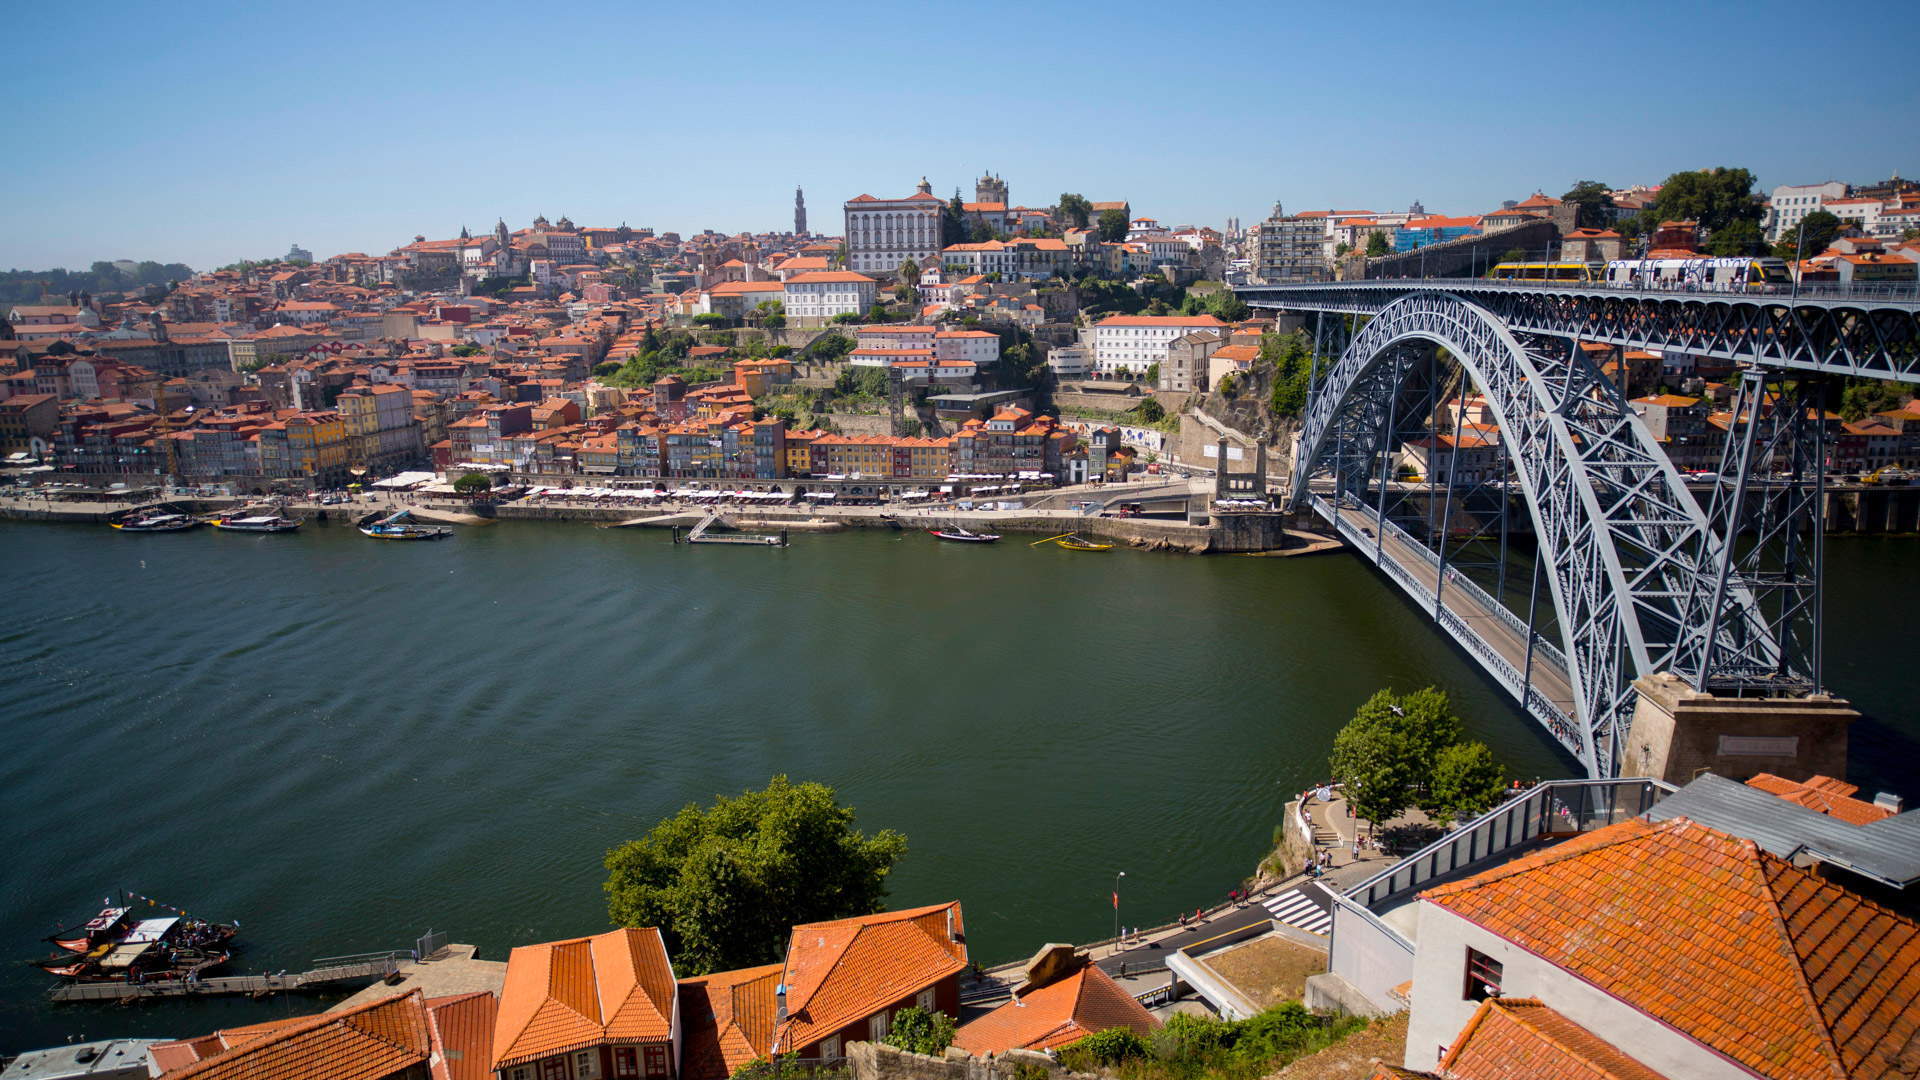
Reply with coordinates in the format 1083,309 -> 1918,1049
0,520 -> 1913,1049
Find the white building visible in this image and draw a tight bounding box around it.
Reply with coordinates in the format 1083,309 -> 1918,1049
935,329 -> 999,367
1766,180 -> 1849,241
782,271 -> 877,322
1090,314 -> 1227,377
1047,343 -> 1093,378
856,325 -> 936,352
844,179 -> 945,275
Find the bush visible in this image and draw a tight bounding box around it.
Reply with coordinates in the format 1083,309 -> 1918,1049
692,313 -> 729,327
1069,1028 -> 1150,1067
882,1006 -> 956,1056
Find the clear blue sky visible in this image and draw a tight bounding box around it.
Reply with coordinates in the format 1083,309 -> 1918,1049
5,0 -> 1914,271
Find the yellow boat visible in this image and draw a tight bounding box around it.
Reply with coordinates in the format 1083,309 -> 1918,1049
1031,533 -> 1114,552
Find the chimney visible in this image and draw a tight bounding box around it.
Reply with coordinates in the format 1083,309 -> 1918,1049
1874,791 -> 1904,813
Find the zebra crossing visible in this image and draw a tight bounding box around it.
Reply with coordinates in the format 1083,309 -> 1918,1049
1262,883 -> 1333,935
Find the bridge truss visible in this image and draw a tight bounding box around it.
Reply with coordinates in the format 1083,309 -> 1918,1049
1245,281 -> 1920,777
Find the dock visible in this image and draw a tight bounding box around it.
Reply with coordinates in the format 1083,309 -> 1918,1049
49,951 -> 403,1003
673,508 -> 787,546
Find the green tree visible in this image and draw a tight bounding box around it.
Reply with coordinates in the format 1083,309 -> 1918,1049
1334,241 -> 1352,258
1132,398 -> 1167,423
1561,180 -> 1614,230
1425,741 -> 1506,821
898,258 -> 922,289
1364,231 -> 1391,258
1650,167 -> 1763,234
1071,1029 -> 1149,1066
808,332 -> 854,362
1057,193 -> 1093,230
452,472 -> 492,495
1206,290 -> 1250,322
1327,687 -> 1466,825
1262,331 -> 1314,418
1705,219 -> 1765,257
604,776 -> 907,976
883,1007 -> 957,1056
450,342 -> 482,357
943,193 -> 968,248
692,313 -> 729,327
1773,210 -> 1841,261
1096,208 -> 1129,242
1840,379 -> 1903,422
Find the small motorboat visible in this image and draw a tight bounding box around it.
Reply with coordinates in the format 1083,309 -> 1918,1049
927,524 -> 1000,543
110,510 -> 199,532
1031,533 -> 1113,551
209,514 -> 301,533
358,510 -> 452,541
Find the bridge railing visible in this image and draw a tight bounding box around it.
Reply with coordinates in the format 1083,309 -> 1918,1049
1246,276 -> 1920,304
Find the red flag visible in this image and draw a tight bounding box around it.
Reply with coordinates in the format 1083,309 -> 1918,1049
1112,891 -> 1119,909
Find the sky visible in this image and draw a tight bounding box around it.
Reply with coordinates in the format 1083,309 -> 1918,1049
4,0 -> 1916,272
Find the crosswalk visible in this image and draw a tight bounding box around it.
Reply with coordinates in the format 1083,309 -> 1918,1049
1262,883 -> 1333,935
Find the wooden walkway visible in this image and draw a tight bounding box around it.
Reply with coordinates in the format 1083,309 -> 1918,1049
49,955 -> 400,1003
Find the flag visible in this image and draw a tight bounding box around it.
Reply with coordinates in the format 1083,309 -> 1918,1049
1112,891 -> 1119,910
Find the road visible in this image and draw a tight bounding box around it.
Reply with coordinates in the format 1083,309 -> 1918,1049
1333,503 -> 1576,721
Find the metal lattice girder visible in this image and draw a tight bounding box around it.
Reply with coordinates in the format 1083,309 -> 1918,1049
1237,280 -> 1920,384
1291,294 -> 1760,777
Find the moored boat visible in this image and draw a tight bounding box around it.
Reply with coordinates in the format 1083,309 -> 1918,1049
209,514 -> 301,533
1030,532 -> 1113,551
110,510 -> 199,532
357,510 -> 452,541
33,893 -> 239,983
927,524 -> 1000,543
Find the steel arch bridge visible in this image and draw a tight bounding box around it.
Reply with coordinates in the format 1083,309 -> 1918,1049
1236,278 -> 1920,777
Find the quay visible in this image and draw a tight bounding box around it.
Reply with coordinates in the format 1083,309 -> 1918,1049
47,951 -> 404,1004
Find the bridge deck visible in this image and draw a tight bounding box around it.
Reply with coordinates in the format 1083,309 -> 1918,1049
1323,499 -> 1582,761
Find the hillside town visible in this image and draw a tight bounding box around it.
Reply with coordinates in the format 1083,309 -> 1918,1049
5,171 -> 1920,501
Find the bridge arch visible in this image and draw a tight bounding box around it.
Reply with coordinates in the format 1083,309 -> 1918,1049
1290,293 -> 1765,776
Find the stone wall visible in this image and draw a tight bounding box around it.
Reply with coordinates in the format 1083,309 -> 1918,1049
847,1041 -> 1089,1080
1621,672 -> 1856,784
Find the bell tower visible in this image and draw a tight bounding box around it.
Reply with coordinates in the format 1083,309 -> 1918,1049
794,186 -> 807,235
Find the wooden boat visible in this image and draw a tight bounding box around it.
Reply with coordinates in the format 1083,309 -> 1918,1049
33,893 -> 238,983
927,524 -> 1000,543
110,510 -> 199,532
1030,533 -> 1113,551
209,514 -> 301,533
358,510 -> 452,541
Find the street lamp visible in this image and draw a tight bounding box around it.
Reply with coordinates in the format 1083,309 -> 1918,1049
1112,871 -> 1126,944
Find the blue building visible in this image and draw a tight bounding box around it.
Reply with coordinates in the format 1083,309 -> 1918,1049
1395,216 -> 1480,253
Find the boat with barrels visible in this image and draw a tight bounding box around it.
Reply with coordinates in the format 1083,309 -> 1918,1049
109,509 -> 199,533
33,893 -> 238,983
209,514 -> 301,533
357,509 -> 452,541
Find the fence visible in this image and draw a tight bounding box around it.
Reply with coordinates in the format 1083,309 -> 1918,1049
417,929 -> 449,960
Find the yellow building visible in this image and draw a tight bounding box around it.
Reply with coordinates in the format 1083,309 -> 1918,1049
285,409 -> 349,486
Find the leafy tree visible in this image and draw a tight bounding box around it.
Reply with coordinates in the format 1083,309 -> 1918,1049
968,220 -> 1000,244
1773,210 -> 1842,261
593,360 -> 622,378
1327,687 -> 1466,825
1425,741 -> 1506,821
808,332 -> 854,361
1561,180 -> 1614,230
1840,379 -> 1904,422
1057,193 -> 1093,229
604,776 -> 907,976
1334,241 -> 1352,258
1071,1028 -> 1149,1066
1096,208 -> 1129,242
1143,363 -> 1160,386
1650,167 -> 1763,234
1132,398 -> 1166,423
882,1007 -> 956,1056
1207,290 -> 1250,322
692,313 -> 729,327
1705,219 -> 1765,257
452,472 -> 492,495
943,193 -> 968,249
1364,231 -> 1391,258
865,303 -> 890,324
450,342 -> 482,357
1262,331 -> 1314,418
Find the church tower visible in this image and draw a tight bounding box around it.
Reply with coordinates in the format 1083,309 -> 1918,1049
794,186 -> 807,235
975,171 -> 1008,206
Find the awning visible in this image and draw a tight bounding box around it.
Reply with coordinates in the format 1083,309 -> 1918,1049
123,917 -> 179,945
98,942 -> 154,970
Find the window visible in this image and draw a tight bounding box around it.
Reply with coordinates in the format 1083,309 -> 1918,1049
870,1009 -> 890,1041
642,1045 -> 669,1079
1463,948 -> 1503,1001
614,1049 -> 639,1078
577,1051 -> 598,1079
916,987 -> 935,1011
819,1034 -> 841,1061
540,1059 -> 569,1080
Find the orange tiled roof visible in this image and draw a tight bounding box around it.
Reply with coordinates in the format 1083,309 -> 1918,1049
1422,816 -> 1920,1080
677,962 -> 784,1080
493,928 -> 677,1068
156,990 -> 432,1080
1437,998 -> 1663,1080
1745,773 -> 1896,825
951,962 -> 1157,1055
779,902 -> 967,1051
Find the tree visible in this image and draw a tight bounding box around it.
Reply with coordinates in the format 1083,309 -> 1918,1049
1327,687 -> 1467,825
1334,241 -> 1352,258
1096,208 -> 1129,243
1132,398 -> 1166,423
1650,167 -> 1763,234
1561,180 -> 1614,230
1057,193 -> 1093,230
1206,290 -> 1250,323
692,313 -> 729,327
808,332 -> 854,362
1705,219 -> 1765,257
452,472 -> 492,495
604,776 -> 907,976
450,342 -> 482,357
898,258 -> 922,289
1143,363 -> 1161,387
883,1007 -> 957,1056
1773,210 -> 1841,262
943,193 -> 969,248
1425,741 -> 1506,821
1070,1029 -> 1149,1067
1840,379 -> 1903,422
1364,231 -> 1391,258
1262,331 -> 1314,418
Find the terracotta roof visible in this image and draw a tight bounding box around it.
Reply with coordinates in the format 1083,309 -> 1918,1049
1745,773 -> 1896,825
157,990 -> 432,1080
493,928 -> 677,1068
426,993 -> 500,1080
1422,816 -> 1920,1080
952,962 -> 1157,1055
779,902 -> 967,1051
785,271 -> 878,284
677,963 -> 784,1080
1438,998 -> 1663,1080
1095,314 -> 1225,328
